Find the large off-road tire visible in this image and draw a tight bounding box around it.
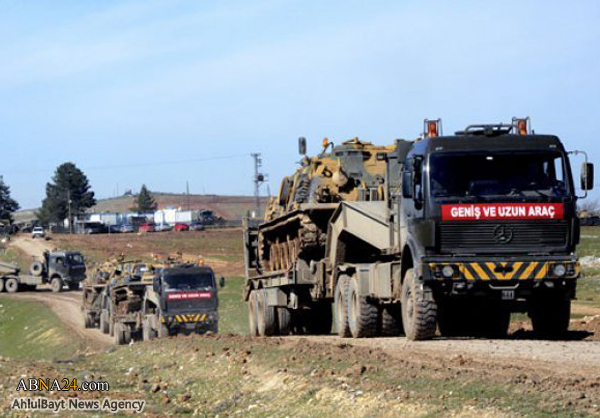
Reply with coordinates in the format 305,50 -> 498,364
256,289 -> 277,336
50,277 -> 63,293
100,310 -> 110,334
401,268 -> 437,341
335,275 -> 351,337
248,290 -> 259,337
0,278 -> 4,292
5,278 -> 19,293
114,323 -> 126,345
380,304 -> 404,337
347,276 -> 378,338
306,302 -> 333,335
156,315 -> 169,339
277,307 -> 292,335
83,310 -> 93,328
529,296 -> 571,338
142,316 -> 156,341
29,261 -> 44,277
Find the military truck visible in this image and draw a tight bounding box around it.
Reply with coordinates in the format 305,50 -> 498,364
244,118 -> 594,340
0,250 -> 86,293
100,259 -> 224,345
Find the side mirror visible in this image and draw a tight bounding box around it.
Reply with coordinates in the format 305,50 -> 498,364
219,277 -> 226,288
402,171 -> 413,198
581,162 -> 594,191
298,137 -> 307,156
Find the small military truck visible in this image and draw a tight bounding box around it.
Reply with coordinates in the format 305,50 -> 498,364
0,250 -> 86,293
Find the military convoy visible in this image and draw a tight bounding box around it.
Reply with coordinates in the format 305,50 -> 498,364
244,119 -> 594,340
82,255 -> 224,345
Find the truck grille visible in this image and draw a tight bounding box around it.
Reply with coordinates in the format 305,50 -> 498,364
439,221 -> 568,254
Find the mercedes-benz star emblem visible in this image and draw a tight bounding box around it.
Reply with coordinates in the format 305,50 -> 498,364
493,225 -> 514,244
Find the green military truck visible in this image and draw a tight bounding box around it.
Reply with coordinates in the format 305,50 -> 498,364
244,118 -> 593,340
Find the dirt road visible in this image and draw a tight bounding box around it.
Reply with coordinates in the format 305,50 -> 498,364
3,236 -> 112,351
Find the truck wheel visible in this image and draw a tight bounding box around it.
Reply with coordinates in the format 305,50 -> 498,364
210,321 -> 219,334
529,297 -> 571,338
381,304 -> 404,336
0,278 -> 5,292
401,268 -> 437,341
277,307 -> 292,335
256,289 -> 277,336
29,261 -> 44,277
109,318 -> 115,337
5,278 -> 19,293
114,323 -> 125,345
335,275 -> 351,337
51,277 -> 63,293
347,277 -> 378,338
83,311 -> 94,329
248,290 -> 259,337
100,310 -> 110,334
306,302 -> 333,335
142,316 -> 155,341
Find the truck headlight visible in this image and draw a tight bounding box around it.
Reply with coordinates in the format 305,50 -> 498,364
442,265 -> 455,279
552,264 -> 566,277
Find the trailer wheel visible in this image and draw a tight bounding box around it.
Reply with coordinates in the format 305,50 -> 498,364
401,268 -> 437,341
277,307 -> 292,335
115,323 -> 131,345
142,316 -> 156,341
381,304 -> 404,336
335,275 -> 351,337
256,289 -> 276,336
529,297 -> 570,338
100,310 -> 110,334
347,277 -> 378,338
5,278 -> 19,293
0,278 -> 4,293
83,310 -> 94,328
51,277 -> 63,293
248,290 -> 259,337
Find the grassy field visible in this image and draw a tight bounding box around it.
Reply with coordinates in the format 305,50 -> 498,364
0,298 -> 79,360
218,276 -> 248,335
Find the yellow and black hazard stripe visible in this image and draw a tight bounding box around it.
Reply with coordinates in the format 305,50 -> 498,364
162,314 -> 208,324
429,261 -> 579,281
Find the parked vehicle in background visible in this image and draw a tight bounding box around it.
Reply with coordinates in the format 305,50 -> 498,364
119,224 -> 136,233
189,222 -> 205,231
76,222 -> 106,234
139,223 -> 156,233
155,223 -> 172,232
31,226 -> 45,239
174,223 -> 189,232
108,225 -> 122,233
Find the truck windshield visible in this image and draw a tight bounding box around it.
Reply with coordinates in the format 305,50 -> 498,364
164,273 -> 214,290
429,152 -> 568,198
68,254 -> 84,264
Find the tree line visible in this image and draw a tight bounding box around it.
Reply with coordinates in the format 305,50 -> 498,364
0,162 -> 158,227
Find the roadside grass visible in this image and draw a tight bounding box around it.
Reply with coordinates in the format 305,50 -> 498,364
579,226 -> 600,257
0,298 -> 79,360
218,276 -> 248,335
0,246 -> 30,272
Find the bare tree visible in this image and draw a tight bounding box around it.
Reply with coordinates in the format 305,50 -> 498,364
578,199 -> 600,216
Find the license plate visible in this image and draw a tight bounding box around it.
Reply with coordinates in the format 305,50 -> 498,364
501,290 -> 515,300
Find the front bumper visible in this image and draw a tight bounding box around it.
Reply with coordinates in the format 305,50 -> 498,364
424,256 -> 579,282
160,312 -> 218,330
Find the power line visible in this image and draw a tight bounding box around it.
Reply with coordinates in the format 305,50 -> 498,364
2,153 -> 249,174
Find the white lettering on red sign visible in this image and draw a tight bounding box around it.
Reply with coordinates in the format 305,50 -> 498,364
442,203 -> 564,221
167,292 -> 212,301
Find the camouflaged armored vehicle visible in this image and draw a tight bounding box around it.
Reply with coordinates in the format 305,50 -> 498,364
258,138 -> 397,274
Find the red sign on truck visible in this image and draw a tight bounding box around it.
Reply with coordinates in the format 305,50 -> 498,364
167,292 -> 212,300
441,203 -> 564,222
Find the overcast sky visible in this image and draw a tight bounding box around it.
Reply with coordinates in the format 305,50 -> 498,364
1,0 -> 599,209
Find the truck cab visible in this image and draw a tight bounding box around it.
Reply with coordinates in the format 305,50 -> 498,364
150,265 -> 223,335
43,250 -> 87,291
397,119 -> 594,337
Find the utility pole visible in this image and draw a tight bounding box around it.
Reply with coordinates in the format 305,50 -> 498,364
186,181 -> 190,211
251,153 -> 267,218
67,189 -> 73,234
